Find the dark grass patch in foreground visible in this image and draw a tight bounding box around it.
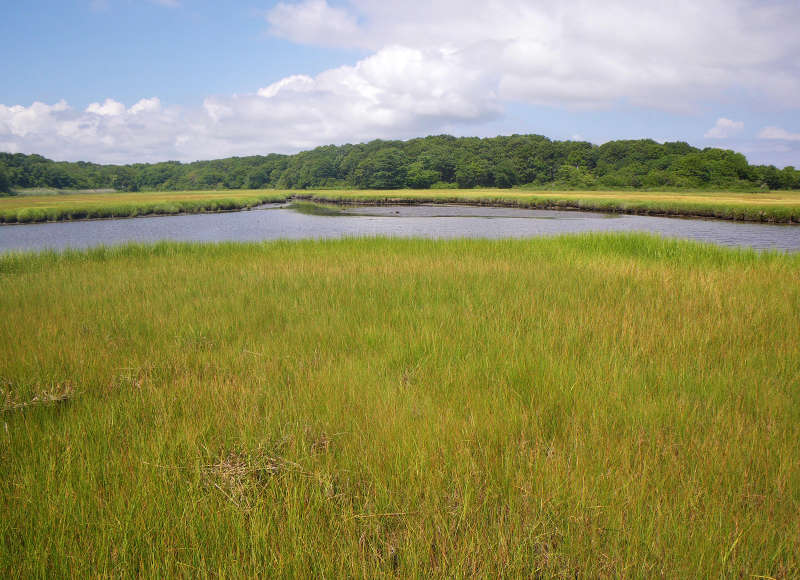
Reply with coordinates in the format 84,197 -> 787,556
1,234 -> 799,577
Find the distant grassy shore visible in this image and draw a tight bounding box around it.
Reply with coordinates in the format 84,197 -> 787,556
2,234 -> 799,576
2,188 -> 800,224
300,188 -> 800,223
0,190 -> 290,224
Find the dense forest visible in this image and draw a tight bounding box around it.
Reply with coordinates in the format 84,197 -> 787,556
1,134 -> 799,194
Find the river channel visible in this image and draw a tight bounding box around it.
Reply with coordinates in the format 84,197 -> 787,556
1,204 -> 798,252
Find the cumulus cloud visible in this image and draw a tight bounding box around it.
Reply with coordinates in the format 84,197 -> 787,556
0,44 -> 500,163
85,98 -> 126,117
704,118 -> 744,139
0,99 -> 185,163
3,0 -> 800,163
758,126 -> 800,141
0,101 -> 69,138
268,0 -> 800,109
258,46 -> 498,123
267,0 -> 363,48
197,45 -> 498,155
129,97 -> 162,115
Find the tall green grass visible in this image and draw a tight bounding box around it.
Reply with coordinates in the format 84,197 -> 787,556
1,234 -> 799,576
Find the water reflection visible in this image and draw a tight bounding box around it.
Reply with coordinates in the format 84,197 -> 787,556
0,204 -> 797,253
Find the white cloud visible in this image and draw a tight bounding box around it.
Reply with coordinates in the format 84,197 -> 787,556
268,0 -> 800,109
0,100 -> 69,138
267,0 -> 363,48
704,118 -> 744,139
3,1 -> 800,163
202,99 -> 233,123
129,97 -> 162,115
0,99 -> 186,163
0,43 -> 502,163
758,126 -> 800,141
85,98 -> 126,117
257,75 -> 315,99
195,45 -> 499,156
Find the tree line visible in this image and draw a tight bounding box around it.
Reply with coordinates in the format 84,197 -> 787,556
1,134 -> 799,194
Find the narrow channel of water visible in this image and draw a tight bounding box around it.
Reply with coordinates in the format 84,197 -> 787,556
0,204 -> 798,252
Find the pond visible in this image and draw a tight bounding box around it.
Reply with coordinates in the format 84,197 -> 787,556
0,203 -> 798,252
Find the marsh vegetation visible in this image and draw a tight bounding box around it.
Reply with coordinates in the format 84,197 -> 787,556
2,235 -> 798,576
2,188 -> 800,225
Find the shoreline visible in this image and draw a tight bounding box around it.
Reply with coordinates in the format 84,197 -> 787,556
1,191 -> 799,225
295,194 -> 800,224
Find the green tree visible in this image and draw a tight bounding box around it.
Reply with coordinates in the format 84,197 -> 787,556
0,164 -> 10,194
112,167 -> 139,192
455,159 -> 490,188
406,162 -> 440,189
779,166 -> 800,190
492,160 -> 517,188
555,165 -> 596,188
355,148 -> 407,189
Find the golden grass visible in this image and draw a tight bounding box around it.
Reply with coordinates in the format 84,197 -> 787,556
309,188 -> 800,206
0,190 -> 286,210
3,188 -> 800,224
302,189 -> 800,222
1,234 -> 798,576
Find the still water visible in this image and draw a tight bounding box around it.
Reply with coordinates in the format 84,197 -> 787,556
0,204 -> 798,252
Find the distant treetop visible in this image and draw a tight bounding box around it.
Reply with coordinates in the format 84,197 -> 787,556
1,134 -> 797,194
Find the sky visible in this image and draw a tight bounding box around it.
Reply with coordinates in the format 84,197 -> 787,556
1,0 -> 799,166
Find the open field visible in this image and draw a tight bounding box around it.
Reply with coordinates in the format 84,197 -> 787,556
2,188 -> 800,224
0,190 -> 290,224
2,234 -> 799,576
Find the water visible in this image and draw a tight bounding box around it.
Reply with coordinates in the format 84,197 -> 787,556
0,204 -> 798,252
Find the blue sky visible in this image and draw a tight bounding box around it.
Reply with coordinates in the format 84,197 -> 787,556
1,0 -> 799,166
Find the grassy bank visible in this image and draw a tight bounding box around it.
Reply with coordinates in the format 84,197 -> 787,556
301,189 -> 800,223
1,234 -> 798,576
0,190 -> 290,224
2,189 -> 800,225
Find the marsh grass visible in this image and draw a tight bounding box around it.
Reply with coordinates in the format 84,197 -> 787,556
1,234 -> 799,576
3,188 -> 800,225
299,189 -> 800,223
286,201 -> 347,216
0,190 -> 290,224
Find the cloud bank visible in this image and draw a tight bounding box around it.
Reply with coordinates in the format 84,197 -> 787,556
2,0 -> 800,163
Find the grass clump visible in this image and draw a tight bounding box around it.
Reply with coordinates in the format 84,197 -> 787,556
1,234 -> 798,576
287,201 -> 347,216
